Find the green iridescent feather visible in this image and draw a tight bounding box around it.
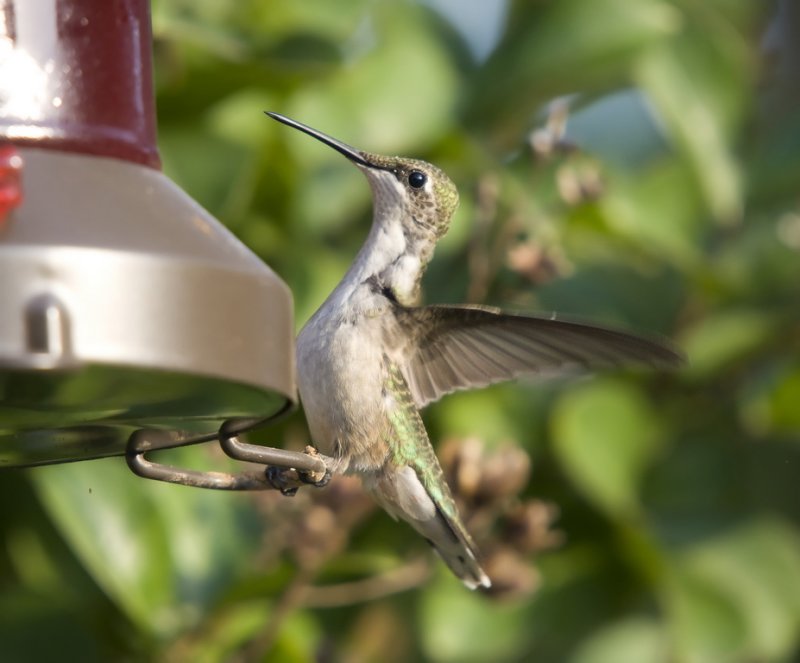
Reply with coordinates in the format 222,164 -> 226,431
382,361 -> 458,522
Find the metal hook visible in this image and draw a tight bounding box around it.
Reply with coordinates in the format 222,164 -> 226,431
125,407 -> 330,492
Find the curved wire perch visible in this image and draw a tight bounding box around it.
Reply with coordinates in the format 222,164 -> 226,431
125,410 -> 330,491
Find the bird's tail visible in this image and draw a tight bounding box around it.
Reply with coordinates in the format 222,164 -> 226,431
415,504 -> 492,590
367,464 -> 491,590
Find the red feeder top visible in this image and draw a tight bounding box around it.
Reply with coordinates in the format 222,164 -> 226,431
0,0 -> 160,169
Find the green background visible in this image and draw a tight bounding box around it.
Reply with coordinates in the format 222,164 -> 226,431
4,0 -> 800,660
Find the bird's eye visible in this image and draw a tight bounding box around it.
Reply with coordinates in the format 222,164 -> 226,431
408,170 -> 427,189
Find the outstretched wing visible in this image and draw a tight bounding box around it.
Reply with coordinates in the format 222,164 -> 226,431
393,305 -> 684,409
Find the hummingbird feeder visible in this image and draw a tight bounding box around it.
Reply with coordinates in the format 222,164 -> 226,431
0,0 -> 325,488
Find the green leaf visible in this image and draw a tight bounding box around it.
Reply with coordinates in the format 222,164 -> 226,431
472,0 -> 681,139
419,574 -> 530,662
288,5 -> 459,157
571,617 -> 669,663
566,89 -> 669,168
552,379 -> 663,517
159,126 -> 253,215
674,518 -> 800,661
271,4 -> 459,235
206,88 -> 277,148
434,384 -> 531,447
0,589 -> 106,663
680,309 -> 775,378
601,162 -> 704,269
28,451 -> 262,636
636,42 -> 743,223
664,565 -> 748,663
762,366 -> 800,434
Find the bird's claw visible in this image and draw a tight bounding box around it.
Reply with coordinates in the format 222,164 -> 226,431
265,466 -> 300,496
299,467 -> 332,487
265,446 -> 333,495
297,445 -> 333,487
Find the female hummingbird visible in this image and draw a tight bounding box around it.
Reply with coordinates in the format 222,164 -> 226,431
267,112 -> 682,589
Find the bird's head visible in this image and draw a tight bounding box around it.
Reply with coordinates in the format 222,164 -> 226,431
266,112 -> 459,241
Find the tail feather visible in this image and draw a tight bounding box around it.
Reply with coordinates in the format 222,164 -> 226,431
420,506 -> 491,590
367,464 -> 491,590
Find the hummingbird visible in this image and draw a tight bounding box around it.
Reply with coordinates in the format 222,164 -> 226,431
266,112 -> 683,590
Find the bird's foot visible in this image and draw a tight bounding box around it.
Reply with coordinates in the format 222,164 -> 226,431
265,446 -> 334,496
265,466 -> 301,496
298,445 -> 333,487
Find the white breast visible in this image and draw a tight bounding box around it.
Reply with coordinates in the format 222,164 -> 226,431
296,292 -> 390,470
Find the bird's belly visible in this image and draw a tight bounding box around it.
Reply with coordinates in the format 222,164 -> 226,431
296,318 -> 388,471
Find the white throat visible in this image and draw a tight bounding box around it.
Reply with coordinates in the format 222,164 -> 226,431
335,174 -> 433,307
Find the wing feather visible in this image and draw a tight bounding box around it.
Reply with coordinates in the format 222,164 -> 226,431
394,305 -> 684,408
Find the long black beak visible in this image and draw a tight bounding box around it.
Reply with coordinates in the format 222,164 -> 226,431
265,112 -> 375,169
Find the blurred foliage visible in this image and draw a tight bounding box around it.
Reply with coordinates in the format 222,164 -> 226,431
3,0 -> 800,661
